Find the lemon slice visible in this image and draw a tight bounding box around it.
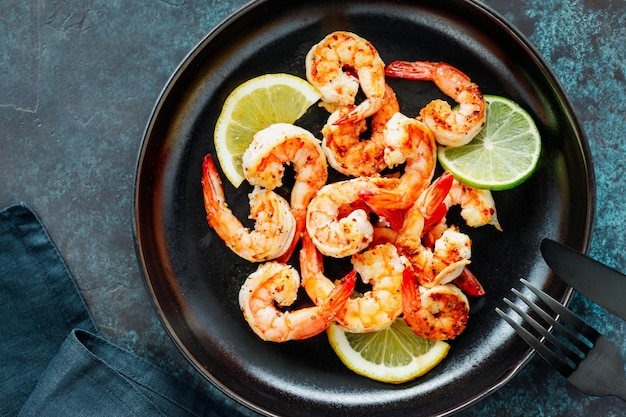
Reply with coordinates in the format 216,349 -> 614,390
437,95 -> 542,191
213,73 -> 321,187
327,319 -> 450,384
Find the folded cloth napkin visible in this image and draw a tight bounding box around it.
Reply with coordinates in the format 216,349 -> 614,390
0,204 -> 245,417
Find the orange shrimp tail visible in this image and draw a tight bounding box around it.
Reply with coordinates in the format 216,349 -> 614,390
453,267 -> 485,297
201,154 -> 225,223
422,171 -> 454,217
420,171 -> 454,235
385,61 -> 438,80
321,270 -> 357,319
401,267 -> 422,315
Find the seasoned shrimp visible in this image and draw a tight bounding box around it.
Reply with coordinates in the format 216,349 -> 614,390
239,262 -> 356,342
359,112 -> 438,210
402,267 -> 470,340
321,84 -> 400,177
386,60 -> 486,147
299,234 -> 407,333
306,177 -> 381,258
445,179 -> 502,231
306,31 -> 386,124
395,173 -> 472,287
202,154 -> 296,262
242,123 -> 328,261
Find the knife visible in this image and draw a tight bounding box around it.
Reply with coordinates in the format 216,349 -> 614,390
540,238 -> 626,321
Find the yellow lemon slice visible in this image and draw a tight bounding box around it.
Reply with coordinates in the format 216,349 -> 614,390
327,319 -> 450,384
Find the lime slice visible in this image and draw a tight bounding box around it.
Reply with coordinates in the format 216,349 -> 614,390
437,95 -> 541,191
327,318 -> 450,384
213,74 -> 321,187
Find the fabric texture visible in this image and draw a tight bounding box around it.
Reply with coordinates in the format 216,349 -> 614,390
0,204 -> 219,417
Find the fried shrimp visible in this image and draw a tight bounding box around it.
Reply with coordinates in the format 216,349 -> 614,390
239,262 -> 356,342
299,234 -> 407,333
402,267 -> 470,341
202,154 -> 296,262
386,60 -> 486,147
242,123 -> 328,261
306,31 -> 386,124
321,84 -> 400,177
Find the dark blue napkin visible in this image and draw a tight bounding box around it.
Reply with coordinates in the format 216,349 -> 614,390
0,204 -> 234,417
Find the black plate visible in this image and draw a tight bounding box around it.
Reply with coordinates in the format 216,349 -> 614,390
133,0 -> 595,416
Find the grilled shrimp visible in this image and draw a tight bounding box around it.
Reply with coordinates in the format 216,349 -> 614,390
299,234 -> 407,333
359,112 -> 438,210
445,179 -> 502,231
402,267 -> 470,340
239,262 -> 356,342
306,31 -> 386,124
386,60 -> 486,147
395,172 -> 472,287
305,177 -> 380,258
202,154 -> 296,262
242,123 -> 328,261
321,84 -> 400,176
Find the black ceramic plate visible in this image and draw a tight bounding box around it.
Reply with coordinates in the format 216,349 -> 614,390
134,0 -> 595,416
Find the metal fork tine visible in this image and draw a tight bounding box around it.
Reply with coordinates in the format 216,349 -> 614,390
511,288 -> 590,356
496,307 -> 574,376
521,279 -> 601,344
502,297 -> 582,365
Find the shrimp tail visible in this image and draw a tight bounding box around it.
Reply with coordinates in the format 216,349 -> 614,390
453,267 -> 485,297
401,267 -> 421,315
320,270 -> 357,319
385,61 -> 438,80
202,154 -> 226,223
334,96 -> 383,125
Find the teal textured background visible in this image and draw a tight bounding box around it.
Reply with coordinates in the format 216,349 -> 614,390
1,0 -> 624,415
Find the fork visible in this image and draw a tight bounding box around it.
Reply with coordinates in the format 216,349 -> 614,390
496,278 -> 626,401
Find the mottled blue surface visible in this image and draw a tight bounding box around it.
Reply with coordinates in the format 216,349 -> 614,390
1,0 -> 624,416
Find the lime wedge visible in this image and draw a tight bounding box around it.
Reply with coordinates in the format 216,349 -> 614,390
437,95 -> 541,190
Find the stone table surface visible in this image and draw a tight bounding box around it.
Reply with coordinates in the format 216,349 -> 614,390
1,0 -> 625,416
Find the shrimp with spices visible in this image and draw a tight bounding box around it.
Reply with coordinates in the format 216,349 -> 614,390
395,173 -> 472,287
445,179 -> 502,231
386,60 -> 486,147
242,123 -> 328,261
321,84 -> 400,177
202,154 -> 296,262
306,31 -> 386,124
239,262 -> 356,342
402,267 -> 470,340
306,177 -> 384,258
359,112 -> 438,210
299,234 -> 407,333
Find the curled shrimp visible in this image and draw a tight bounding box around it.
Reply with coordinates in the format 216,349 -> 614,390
395,173 -> 472,287
202,154 -> 296,262
238,262 -> 356,342
242,123 -> 328,261
299,234 -> 407,333
305,31 -> 386,124
359,112 -> 437,210
321,84 -> 400,177
305,177 -> 382,258
445,179 -> 502,231
402,267 -> 470,340
386,60 -> 486,147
